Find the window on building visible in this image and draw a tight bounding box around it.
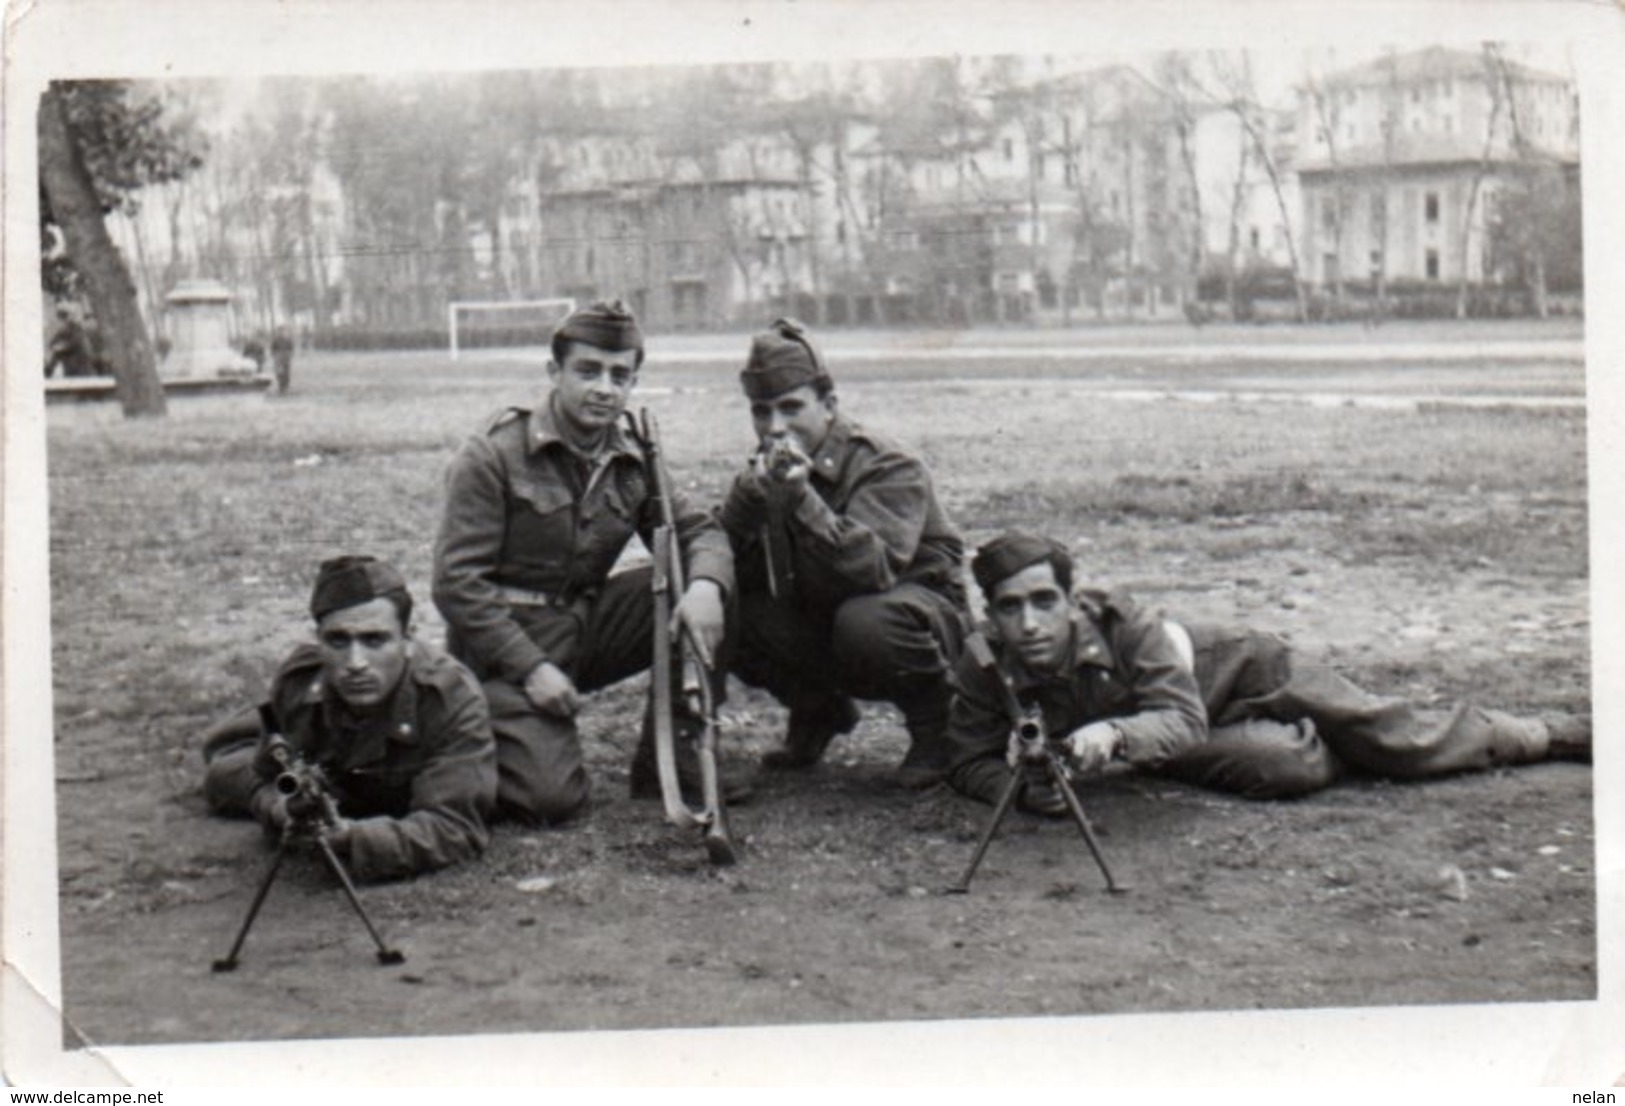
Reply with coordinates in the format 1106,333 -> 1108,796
1003,138 -> 1014,161
1249,227 -> 1260,251
1370,193 -> 1386,236
1425,248 -> 1440,279
1424,191 -> 1440,223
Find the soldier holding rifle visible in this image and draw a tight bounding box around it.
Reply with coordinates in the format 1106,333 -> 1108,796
948,532 -> 1591,812
720,319 -> 969,789
432,300 -> 741,825
201,556 -> 497,882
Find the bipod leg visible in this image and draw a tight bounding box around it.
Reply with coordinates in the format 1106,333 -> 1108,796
1046,754 -> 1129,894
313,836 -> 405,965
212,839 -> 290,972
945,765 -> 1025,894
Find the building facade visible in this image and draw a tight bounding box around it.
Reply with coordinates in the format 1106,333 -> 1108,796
1293,46 -> 1578,292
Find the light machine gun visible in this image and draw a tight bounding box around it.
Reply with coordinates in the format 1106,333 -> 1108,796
211,705 -> 406,971
946,635 -> 1127,895
630,408 -> 737,867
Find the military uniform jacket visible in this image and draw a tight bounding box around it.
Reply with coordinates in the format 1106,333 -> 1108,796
432,396 -> 735,684
720,413 -> 966,611
945,589 -> 1208,803
248,640 -> 498,882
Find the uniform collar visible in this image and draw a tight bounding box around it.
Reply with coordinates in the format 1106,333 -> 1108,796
807,412 -> 853,484
525,392 -> 641,463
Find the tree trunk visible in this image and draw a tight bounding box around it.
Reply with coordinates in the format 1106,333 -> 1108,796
37,87 -> 166,416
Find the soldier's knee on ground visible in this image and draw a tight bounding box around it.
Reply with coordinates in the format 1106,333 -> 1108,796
485,679 -> 592,824
500,773 -> 598,825
497,764 -> 589,825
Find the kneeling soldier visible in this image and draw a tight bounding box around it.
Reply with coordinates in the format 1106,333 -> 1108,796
432,300 -> 739,824
947,532 -> 1590,811
201,556 -> 498,881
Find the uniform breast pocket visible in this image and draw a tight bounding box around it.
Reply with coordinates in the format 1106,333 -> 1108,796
507,476 -> 577,569
510,475 -> 575,522
580,472 -> 642,560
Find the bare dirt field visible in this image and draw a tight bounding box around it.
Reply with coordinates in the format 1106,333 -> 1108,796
36,321 -> 1594,1066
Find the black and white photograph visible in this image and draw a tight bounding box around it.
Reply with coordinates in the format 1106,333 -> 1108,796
4,0 -> 1622,1088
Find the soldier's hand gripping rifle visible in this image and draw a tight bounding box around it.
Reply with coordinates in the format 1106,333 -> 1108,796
946,635 -> 1127,895
212,705 -> 406,971
631,408 -> 737,867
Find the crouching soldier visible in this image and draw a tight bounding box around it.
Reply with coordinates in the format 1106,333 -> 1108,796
432,299 -> 742,824
720,318 -> 969,788
201,555 -> 498,881
947,531 -> 1590,812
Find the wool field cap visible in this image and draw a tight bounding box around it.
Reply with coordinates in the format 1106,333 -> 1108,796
972,532 -> 1073,595
740,317 -> 833,400
310,555 -> 411,621
554,298 -> 644,353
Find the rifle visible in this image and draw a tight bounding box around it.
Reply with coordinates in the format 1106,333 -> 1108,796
212,705 -> 406,971
946,635 -> 1126,895
630,408 -> 737,866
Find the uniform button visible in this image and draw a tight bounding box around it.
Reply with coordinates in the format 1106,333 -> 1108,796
399,723 -> 412,735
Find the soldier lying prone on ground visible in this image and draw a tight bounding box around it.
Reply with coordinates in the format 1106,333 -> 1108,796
947,531 -> 1591,814
201,556 -> 498,882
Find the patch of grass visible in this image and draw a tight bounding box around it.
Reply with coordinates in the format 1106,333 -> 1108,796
962,470 -> 1371,531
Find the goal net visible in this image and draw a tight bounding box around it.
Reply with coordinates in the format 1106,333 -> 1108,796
448,298 -> 576,360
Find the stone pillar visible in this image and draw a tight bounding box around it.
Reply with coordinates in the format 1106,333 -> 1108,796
161,279 -> 256,380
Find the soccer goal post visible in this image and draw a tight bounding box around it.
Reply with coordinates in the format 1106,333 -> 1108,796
448,298 -> 577,361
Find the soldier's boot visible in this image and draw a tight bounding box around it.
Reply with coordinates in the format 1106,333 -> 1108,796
1543,714 -> 1592,763
896,680 -> 952,791
761,695 -> 861,770
629,712 -> 756,805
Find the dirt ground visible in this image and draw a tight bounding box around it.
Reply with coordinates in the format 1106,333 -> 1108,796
35,325 -> 1595,1063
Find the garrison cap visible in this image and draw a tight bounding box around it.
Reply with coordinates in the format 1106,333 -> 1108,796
310,555 -> 411,622
971,532 -> 1073,596
740,317 -> 833,400
554,299 -> 644,354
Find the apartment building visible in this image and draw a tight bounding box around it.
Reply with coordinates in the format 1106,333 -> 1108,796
1294,46 -> 1578,290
